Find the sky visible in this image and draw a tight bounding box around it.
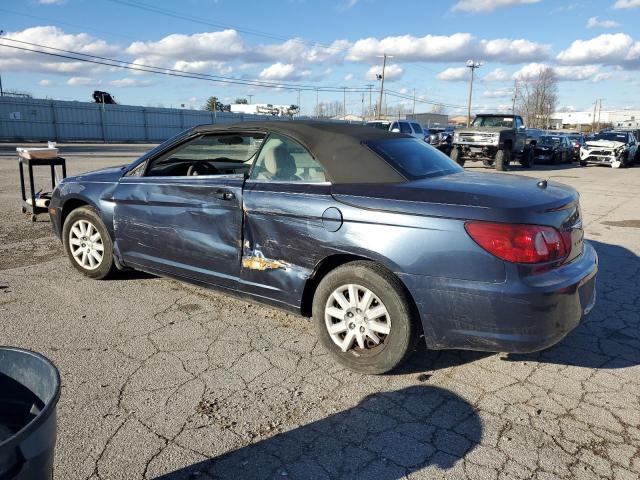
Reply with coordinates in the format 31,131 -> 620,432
0,0 -> 639,116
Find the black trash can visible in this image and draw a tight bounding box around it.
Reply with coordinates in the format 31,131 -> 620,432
0,347 -> 61,480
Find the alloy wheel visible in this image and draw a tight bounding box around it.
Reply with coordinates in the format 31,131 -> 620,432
68,219 -> 104,270
324,284 -> 391,353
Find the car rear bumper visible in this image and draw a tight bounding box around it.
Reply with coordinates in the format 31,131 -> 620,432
399,241 -> 598,354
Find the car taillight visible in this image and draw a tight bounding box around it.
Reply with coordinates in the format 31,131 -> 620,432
465,221 -> 568,264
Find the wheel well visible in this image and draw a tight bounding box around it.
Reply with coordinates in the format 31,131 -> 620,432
502,139 -> 513,150
299,254 -> 422,333
60,198 -> 89,230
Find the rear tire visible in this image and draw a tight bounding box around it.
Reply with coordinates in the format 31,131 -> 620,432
494,149 -> 509,171
450,147 -> 465,167
312,261 -> 417,375
520,148 -> 534,168
63,206 -> 115,280
580,160 -> 587,167
482,159 -> 494,167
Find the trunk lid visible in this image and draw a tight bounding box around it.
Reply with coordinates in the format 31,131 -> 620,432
332,171 -> 584,262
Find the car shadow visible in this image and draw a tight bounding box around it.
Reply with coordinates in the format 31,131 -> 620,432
154,385 -> 482,480
505,239 -> 640,369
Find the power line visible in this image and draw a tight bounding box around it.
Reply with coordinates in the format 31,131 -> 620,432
107,0 -> 347,53
0,38 -> 372,93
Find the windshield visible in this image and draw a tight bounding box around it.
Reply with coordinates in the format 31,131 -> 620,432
366,138 -> 463,180
592,132 -> 628,143
366,122 -> 391,131
539,136 -> 562,146
471,116 -> 514,128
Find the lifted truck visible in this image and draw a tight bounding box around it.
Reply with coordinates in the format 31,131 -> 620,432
450,114 -> 535,171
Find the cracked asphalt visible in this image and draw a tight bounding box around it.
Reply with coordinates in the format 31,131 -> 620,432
1,144 -> 639,480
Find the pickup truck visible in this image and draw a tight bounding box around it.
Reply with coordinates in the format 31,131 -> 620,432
450,114 -> 536,171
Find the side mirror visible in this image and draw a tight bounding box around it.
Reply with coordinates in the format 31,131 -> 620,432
391,128 -> 400,133
518,125 -> 526,131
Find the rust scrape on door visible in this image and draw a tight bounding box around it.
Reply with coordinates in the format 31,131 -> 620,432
242,255 -> 289,271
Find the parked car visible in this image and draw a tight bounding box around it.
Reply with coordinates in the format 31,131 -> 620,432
450,114 -> 536,170
49,121 -> 597,374
580,131 -> 639,168
426,127 -> 454,155
533,135 -> 574,164
566,133 -> 585,161
366,120 -> 425,140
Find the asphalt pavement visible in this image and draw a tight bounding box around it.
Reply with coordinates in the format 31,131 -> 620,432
1,145 -> 639,480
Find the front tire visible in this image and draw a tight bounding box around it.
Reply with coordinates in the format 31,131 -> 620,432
312,261 -> 417,374
450,147 -> 465,167
494,149 -> 509,171
63,206 -> 115,279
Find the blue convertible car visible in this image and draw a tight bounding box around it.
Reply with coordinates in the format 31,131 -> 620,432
50,121 -> 597,374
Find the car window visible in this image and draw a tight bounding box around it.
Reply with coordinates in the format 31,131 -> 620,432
366,122 -> 391,131
472,116 -> 514,128
146,133 -> 265,177
410,123 -> 423,134
366,137 -> 463,180
399,122 -> 413,134
391,122 -> 399,131
250,133 -> 326,183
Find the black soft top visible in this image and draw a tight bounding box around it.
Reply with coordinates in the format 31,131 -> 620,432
192,120 -> 408,184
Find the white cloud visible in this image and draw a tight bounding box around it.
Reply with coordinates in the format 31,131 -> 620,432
436,67 -> 468,81
556,33 -> 640,68
483,67 -> 508,82
0,26 -> 119,75
252,38 -> 349,64
553,65 -> 600,81
364,63 -> 403,81
613,0 -> 640,8
346,33 -> 475,62
483,88 -> 512,98
258,62 -> 310,81
344,73 -> 354,81
109,77 -> 154,87
38,0 -> 64,4
586,17 -> 620,28
480,38 -> 551,63
67,76 -> 99,86
38,79 -> 55,86
512,62 -> 604,81
345,33 -> 548,64
452,0 -> 540,12
127,30 -> 245,74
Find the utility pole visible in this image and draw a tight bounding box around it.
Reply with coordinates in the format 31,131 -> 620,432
597,98 -> 603,131
297,89 -> 301,117
366,84 -> 373,120
361,93 -> 365,119
343,87 -> 347,120
466,60 -> 482,127
592,100 -> 598,132
248,94 -> 253,104
376,54 -> 393,120
511,80 -> 518,114
412,88 -> 416,115
0,30 -> 4,97
315,88 -> 319,118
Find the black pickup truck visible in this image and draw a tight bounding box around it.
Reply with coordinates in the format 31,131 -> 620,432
450,114 -> 536,171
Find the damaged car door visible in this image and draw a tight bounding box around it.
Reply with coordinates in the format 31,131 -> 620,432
111,132 -> 264,288
240,133 -> 333,308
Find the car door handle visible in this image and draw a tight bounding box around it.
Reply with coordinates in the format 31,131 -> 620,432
215,189 -> 235,201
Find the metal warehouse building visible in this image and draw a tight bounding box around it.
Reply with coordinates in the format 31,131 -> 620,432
0,96 -> 294,143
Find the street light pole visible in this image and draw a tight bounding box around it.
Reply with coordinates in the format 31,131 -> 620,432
376,54 -> 393,120
466,60 -> 482,127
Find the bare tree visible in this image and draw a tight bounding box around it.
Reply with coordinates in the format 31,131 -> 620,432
516,67 -> 558,129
